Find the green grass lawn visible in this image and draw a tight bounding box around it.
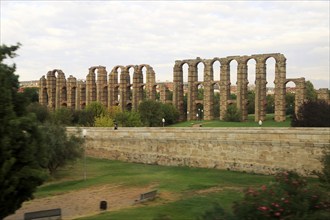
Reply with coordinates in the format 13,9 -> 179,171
36,158 -> 276,219
171,114 -> 291,127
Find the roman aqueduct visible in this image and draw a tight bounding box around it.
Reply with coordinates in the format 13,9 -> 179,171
39,53 -> 329,122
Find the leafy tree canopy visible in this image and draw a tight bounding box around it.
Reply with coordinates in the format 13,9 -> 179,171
138,100 -> 164,127
291,100 -> 330,127
0,43 -> 48,218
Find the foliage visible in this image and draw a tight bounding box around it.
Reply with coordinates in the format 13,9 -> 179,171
213,92 -> 220,118
94,115 -> 114,127
314,147 -> 330,190
26,102 -> 50,123
86,101 -> 107,118
72,110 -> 94,126
50,107 -> 73,125
199,203 -> 235,220
266,94 -> 275,114
138,100 -> 164,126
286,92 -> 295,115
20,87 -> 39,103
247,91 -> 255,115
291,100 -> 330,127
41,122 -> 83,175
108,106 -> 121,118
224,105 -> 241,122
198,88 -> 204,100
306,81 -> 317,101
160,103 -> 180,125
0,43 -> 48,218
114,111 -> 143,127
232,171 -> 330,220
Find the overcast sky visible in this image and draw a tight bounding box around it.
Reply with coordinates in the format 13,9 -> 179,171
1,1 -> 329,88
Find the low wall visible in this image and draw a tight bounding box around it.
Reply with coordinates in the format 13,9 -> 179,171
67,127 -> 330,175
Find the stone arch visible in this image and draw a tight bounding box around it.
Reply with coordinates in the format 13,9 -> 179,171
67,75 -> 77,110
285,78 -> 306,115
109,65 -> 124,108
251,53 -> 286,122
51,69 -> 67,109
90,66 -> 108,107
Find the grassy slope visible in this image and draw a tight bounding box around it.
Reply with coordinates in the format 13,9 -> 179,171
36,158 -> 274,219
37,117 -> 291,219
170,114 -> 291,127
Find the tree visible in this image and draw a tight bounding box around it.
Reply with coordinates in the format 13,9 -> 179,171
50,107 -> 73,125
115,111 -> 143,127
138,100 -> 164,126
266,94 -> 275,114
72,109 -> 94,126
213,92 -> 220,118
306,80 -> 317,101
224,104 -> 241,122
86,101 -> 107,118
291,100 -> 330,127
160,103 -> 180,125
42,122 -> 83,175
247,91 -> 255,115
286,92 -> 295,115
21,87 -> 39,103
0,43 -> 48,218
26,102 -> 50,123
94,115 -> 114,127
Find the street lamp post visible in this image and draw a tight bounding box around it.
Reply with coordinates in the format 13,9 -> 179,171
82,129 -> 87,181
162,118 -> 165,127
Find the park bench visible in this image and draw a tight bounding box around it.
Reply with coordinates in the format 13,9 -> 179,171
24,208 -> 61,220
135,189 -> 158,203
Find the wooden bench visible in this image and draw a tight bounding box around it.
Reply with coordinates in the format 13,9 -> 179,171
24,208 -> 61,220
135,190 -> 158,203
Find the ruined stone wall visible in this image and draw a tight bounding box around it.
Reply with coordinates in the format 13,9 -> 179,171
67,127 -> 330,176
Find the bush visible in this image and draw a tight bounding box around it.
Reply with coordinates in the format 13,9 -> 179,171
224,105 -> 241,122
160,103 -> 180,125
115,111 -> 142,127
138,100 -> 164,127
26,102 -> 50,123
94,115 -> 114,127
42,122 -> 84,175
86,101 -> 107,118
291,100 -> 330,127
232,172 -> 330,220
72,110 -> 94,126
50,107 -> 73,125
315,147 -> 330,190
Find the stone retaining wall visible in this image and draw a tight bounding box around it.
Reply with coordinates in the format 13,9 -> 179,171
67,127 -> 330,175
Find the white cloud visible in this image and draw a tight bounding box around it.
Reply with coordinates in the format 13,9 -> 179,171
0,1 -> 329,88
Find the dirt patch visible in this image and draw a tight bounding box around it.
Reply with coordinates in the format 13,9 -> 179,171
195,186 -> 243,194
5,184 -> 160,220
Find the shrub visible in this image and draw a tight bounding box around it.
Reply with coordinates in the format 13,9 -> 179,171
160,103 -> 180,125
224,105 -> 241,122
72,110 -> 94,126
42,122 -> 84,175
291,100 -> 330,127
114,111 -> 142,127
138,100 -> 164,127
94,115 -> 114,127
85,101 -> 107,118
232,171 -> 330,220
50,107 -> 73,125
26,102 -> 50,123
314,147 -> 330,190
